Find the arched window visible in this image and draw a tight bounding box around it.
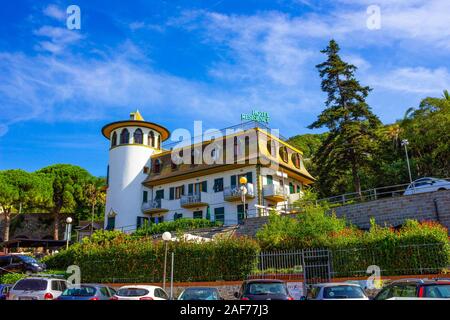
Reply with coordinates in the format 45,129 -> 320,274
267,139 -> 273,156
279,146 -> 288,163
292,153 -> 301,169
233,136 -> 239,161
153,159 -> 162,174
148,131 -> 155,147
120,128 -> 129,144
133,129 -> 143,144
156,135 -> 161,149
111,131 -> 117,147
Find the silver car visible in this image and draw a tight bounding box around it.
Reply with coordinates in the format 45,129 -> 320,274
404,177 -> 450,195
8,277 -> 71,300
305,283 -> 369,300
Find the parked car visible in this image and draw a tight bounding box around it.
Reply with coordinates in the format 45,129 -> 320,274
0,284 -> 12,300
178,287 -> 223,300
234,279 -> 294,300
404,177 -> 450,195
0,254 -> 46,275
373,279 -> 450,300
304,283 -> 369,300
8,277 -> 70,300
55,284 -> 117,300
111,285 -> 169,300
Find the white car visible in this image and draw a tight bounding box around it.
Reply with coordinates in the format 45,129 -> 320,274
305,283 -> 369,300
404,177 -> 450,195
8,277 -> 70,300
111,285 -> 169,300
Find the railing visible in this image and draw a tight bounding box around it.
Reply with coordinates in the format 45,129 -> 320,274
314,178 -> 450,207
223,183 -> 255,199
141,198 -> 163,211
180,193 -> 203,206
263,184 -> 289,197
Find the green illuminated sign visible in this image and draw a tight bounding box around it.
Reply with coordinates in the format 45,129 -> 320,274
241,110 -> 270,124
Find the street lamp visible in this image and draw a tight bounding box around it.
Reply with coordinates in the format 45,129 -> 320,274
162,231 -> 172,291
239,176 -> 248,221
65,217 -> 73,250
401,139 -> 414,192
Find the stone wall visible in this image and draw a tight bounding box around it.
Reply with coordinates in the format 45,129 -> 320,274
0,213 -> 66,241
332,190 -> 450,231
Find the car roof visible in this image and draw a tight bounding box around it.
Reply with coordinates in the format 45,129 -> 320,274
183,287 -> 218,290
244,279 -> 286,284
311,282 -> 362,287
118,285 -> 160,290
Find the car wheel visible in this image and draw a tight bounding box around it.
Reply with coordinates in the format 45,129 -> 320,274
437,188 -> 446,191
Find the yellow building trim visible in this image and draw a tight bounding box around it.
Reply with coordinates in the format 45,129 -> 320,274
102,120 -> 170,141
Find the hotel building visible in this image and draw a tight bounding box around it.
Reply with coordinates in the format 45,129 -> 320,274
102,111 -> 315,231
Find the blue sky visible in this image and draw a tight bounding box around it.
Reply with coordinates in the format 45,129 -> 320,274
0,0 -> 449,176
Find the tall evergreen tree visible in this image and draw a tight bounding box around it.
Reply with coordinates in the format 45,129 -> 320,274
309,40 -> 381,195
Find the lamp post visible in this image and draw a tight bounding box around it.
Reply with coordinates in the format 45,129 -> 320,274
239,176 -> 248,221
162,231 -> 172,291
401,139 -> 414,192
65,217 -> 73,250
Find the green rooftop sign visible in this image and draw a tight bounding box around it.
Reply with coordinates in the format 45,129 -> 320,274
241,110 -> 270,124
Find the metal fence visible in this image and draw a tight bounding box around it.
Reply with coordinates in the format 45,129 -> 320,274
312,178 -> 450,207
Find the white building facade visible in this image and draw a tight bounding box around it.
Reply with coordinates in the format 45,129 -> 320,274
103,111 -> 315,232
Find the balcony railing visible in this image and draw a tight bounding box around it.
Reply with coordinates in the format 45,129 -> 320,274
263,184 -> 289,202
223,183 -> 255,201
180,193 -> 208,208
141,198 -> 168,213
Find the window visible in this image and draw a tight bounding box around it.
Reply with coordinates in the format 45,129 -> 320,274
155,189 -> 164,200
237,204 -> 248,223
136,217 -> 149,229
193,211 -> 203,219
153,159 -> 162,174
143,166 -> 149,174
120,128 -> 129,144
244,136 -> 250,159
231,175 -> 237,188
267,139 -> 272,155
111,132 -> 117,147
266,175 -> 273,185
175,185 -> 185,199
213,178 -> 224,192
148,131 -> 155,147
214,207 -> 225,223
133,129 -> 143,144
106,216 -> 115,230
297,184 -> 301,193
292,153 -> 301,169
143,191 -> 148,203
233,136 -> 239,161
279,146 -> 288,163
289,182 -> 295,194
169,187 -> 175,200
106,165 -> 110,186
156,135 -> 161,149
174,213 -> 183,220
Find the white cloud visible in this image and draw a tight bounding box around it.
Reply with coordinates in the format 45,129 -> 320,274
368,67 -> 450,94
33,26 -> 83,53
43,4 -> 66,21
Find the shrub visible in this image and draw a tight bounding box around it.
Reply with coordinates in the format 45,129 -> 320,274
42,235 -> 259,283
133,218 -> 222,237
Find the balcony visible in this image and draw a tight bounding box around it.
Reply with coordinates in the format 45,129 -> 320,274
223,183 -> 256,202
142,199 -> 169,214
263,184 -> 288,203
180,193 -> 208,209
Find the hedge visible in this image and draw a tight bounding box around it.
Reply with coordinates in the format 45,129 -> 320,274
43,236 -> 260,283
133,218 -> 223,237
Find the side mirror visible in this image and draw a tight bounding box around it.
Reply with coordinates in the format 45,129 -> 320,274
234,292 -> 239,299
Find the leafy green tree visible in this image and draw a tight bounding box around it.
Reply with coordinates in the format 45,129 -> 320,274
308,40 -> 381,196
0,170 -> 52,242
37,164 -> 92,240
84,177 -> 106,237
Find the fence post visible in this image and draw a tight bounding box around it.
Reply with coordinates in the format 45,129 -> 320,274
373,188 -> 377,200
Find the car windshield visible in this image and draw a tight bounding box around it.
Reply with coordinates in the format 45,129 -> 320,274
247,282 -> 287,295
19,256 -> 38,264
179,288 -> 219,300
424,285 -> 450,298
116,288 -> 149,297
62,286 -> 96,297
13,279 -> 47,291
323,285 -> 366,299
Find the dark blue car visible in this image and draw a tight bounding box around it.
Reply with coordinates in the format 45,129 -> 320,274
0,284 -> 12,300
56,284 -> 117,300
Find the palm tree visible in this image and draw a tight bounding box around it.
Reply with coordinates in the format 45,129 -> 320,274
442,89 -> 450,101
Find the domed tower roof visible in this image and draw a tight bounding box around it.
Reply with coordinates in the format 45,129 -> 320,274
101,110 -> 170,141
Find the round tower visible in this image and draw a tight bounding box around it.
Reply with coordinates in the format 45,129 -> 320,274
101,110 -> 170,231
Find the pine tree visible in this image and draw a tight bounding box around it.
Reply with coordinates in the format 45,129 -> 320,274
309,40 -> 381,195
